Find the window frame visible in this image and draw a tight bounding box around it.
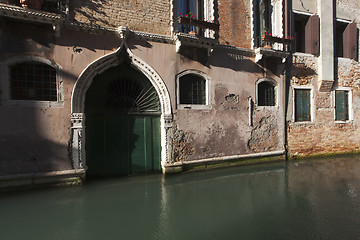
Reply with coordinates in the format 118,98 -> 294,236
292,86 -> 314,123
252,0 -> 283,49
255,78 -> 278,108
0,56 -> 63,107
333,87 -> 353,123
173,0 -> 215,37
176,70 -> 210,110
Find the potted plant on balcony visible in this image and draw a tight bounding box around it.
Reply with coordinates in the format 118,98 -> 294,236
178,12 -> 219,36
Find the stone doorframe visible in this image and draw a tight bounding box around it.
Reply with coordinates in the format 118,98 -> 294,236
70,41 -> 173,173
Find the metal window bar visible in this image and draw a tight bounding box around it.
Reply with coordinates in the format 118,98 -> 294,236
10,62 -> 57,101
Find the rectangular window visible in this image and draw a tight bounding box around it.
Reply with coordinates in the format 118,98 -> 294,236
294,13 -> 319,55
335,90 -> 349,121
295,89 -> 311,122
335,21 -> 358,59
10,62 -> 57,101
336,21 -> 347,57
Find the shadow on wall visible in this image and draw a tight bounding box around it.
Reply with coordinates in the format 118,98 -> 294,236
69,0 -> 113,27
0,107 -> 72,176
209,48 -> 265,74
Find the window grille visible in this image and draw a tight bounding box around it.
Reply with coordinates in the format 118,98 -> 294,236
258,81 -> 275,106
10,62 -> 57,101
179,74 -> 206,105
107,78 -> 160,113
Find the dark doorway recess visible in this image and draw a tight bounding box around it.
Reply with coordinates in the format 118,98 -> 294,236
85,63 -> 161,177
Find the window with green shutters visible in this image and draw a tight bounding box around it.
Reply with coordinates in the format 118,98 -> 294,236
295,89 -> 311,122
335,90 -> 349,121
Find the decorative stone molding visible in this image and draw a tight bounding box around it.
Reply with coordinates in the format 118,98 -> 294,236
319,80 -> 334,92
132,30 -> 174,44
71,40 -> 173,170
255,47 -> 289,63
174,32 -> 218,53
70,113 -> 85,169
117,26 -> 129,39
0,3 -> 62,25
63,21 -> 118,35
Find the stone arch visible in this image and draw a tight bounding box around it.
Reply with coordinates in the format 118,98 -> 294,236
70,42 -> 173,172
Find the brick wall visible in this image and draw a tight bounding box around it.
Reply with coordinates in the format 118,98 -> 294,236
218,0 -> 252,48
287,55 -> 360,157
70,0 -> 171,35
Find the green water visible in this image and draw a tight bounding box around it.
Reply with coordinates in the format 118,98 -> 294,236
1,157 -> 360,240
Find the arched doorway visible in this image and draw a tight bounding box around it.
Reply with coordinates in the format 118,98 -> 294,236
85,63 -> 161,176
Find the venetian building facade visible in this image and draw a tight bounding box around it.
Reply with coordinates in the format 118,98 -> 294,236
287,0 -> 360,157
0,0 -> 310,185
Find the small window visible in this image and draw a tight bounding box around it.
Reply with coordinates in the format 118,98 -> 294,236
179,74 -> 206,105
335,90 -> 349,121
10,62 -> 57,101
258,81 -> 275,106
295,89 -> 311,122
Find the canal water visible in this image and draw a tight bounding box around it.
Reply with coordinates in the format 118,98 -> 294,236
1,156 -> 360,240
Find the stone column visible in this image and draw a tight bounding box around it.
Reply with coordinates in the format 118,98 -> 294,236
71,113 -> 85,169
318,0 -> 334,92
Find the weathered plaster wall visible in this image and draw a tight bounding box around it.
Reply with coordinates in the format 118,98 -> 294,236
0,20 -> 120,175
218,0 -> 252,48
0,16 -> 286,175
287,54 -> 360,157
69,0 -> 171,35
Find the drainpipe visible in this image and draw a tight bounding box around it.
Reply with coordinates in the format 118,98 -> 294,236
282,0 -> 291,160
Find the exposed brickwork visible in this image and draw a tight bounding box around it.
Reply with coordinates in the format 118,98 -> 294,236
288,55 -> 360,157
291,54 -> 318,85
69,0 -> 171,35
218,0 -> 252,48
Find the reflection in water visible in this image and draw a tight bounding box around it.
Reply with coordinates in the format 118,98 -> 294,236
1,157 -> 360,239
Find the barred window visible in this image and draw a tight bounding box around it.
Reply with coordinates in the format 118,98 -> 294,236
258,81 -> 275,106
10,62 -> 57,101
179,74 -> 206,105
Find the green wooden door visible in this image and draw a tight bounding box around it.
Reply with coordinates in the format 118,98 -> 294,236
86,114 -> 161,176
85,63 -> 162,177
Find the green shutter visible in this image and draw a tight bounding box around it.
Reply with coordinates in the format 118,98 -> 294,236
336,91 -> 349,121
295,89 -> 311,121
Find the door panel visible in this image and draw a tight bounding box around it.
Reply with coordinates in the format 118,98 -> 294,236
86,113 -> 105,176
86,114 -> 161,176
104,115 -> 129,175
152,117 -> 161,172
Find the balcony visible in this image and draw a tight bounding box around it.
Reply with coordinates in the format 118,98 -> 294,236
254,33 -> 294,62
175,16 -> 219,52
0,0 -> 63,14
255,33 -> 293,52
177,16 -> 219,39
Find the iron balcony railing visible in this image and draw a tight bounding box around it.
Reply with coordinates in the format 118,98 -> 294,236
255,33 -> 294,52
177,16 -> 219,39
0,0 -> 64,14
